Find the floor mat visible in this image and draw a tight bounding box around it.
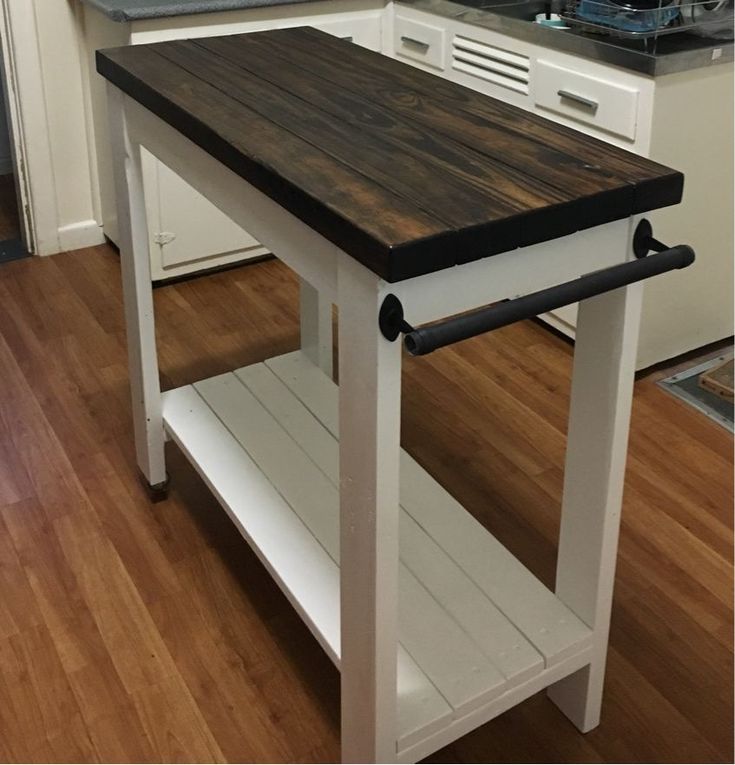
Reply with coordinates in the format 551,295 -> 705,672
658,353 -> 734,433
0,238 -> 29,264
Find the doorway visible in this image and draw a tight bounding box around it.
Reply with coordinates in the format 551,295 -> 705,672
0,45 -> 26,263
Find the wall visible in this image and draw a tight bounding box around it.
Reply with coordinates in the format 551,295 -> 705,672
640,64 -> 735,367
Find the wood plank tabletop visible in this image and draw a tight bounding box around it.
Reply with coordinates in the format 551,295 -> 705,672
97,28 -> 684,282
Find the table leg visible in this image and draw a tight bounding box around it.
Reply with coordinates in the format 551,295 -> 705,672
300,277 -> 333,378
548,278 -> 644,732
337,257 -> 401,763
107,85 -> 167,494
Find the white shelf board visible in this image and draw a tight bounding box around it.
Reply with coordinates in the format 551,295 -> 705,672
162,351 -> 593,752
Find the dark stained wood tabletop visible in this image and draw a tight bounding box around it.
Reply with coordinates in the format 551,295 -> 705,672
97,28 -> 684,282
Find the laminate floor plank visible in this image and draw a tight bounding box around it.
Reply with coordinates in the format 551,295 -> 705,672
0,245 -> 730,762
0,512 -> 43,640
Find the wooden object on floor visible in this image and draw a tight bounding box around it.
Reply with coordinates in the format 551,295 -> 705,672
0,246 -> 731,762
96,27 -> 682,282
97,27 -> 694,763
699,358 -> 734,402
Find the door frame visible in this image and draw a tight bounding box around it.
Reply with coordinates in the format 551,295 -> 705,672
0,0 -> 63,255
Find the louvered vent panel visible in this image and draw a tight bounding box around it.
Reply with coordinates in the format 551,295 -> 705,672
452,36 -> 530,95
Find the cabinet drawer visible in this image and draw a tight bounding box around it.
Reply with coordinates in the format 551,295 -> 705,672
394,13 -> 445,70
534,60 -> 639,141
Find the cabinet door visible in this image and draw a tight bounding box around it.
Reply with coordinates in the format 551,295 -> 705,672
142,149 -> 267,280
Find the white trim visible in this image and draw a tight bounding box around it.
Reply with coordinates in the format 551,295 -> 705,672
73,0 -> 105,229
57,218 -> 105,252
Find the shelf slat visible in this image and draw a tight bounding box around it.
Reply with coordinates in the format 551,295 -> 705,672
162,383 -> 452,749
161,383 -> 342,660
162,351 -> 593,751
266,351 -> 593,665
238,361 -> 546,686
195,372 -> 508,717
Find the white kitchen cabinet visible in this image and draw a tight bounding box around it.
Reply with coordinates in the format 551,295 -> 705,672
81,0 -> 384,280
534,59 -> 640,142
388,4 -> 733,369
140,149 -> 265,274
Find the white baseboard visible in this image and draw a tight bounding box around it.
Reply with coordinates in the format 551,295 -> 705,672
55,219 -> 106,253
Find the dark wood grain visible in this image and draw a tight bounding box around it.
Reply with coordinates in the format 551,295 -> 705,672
187,35 -> 631,249
97,28 -> 684,281
0,244 -> 730,762
271,26 -> 684,211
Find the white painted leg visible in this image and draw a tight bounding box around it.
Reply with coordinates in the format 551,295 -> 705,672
107,85 -> 166,490
337,257 -> 401,763
548,276 -> 644,732
300,276 -> 333,378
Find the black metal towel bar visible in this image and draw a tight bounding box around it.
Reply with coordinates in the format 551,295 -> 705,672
379,220 -> 695,357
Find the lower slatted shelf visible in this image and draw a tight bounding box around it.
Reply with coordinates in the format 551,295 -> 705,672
161,351 -> 593,753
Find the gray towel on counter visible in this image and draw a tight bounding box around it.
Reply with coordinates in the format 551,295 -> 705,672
81,0 -> 323,22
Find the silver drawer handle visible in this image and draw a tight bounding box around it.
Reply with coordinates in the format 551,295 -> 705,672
401,35 -> 430,50
557,89 -> 599,112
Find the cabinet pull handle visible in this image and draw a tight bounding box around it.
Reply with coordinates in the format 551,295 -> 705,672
401,35 -> 430,50
341,35 -> 354,42
557,89 -> 599,111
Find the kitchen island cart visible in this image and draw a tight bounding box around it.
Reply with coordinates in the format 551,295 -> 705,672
98,28 -> 691,763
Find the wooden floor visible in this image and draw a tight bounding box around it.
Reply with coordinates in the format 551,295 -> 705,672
0,244 -> 731,763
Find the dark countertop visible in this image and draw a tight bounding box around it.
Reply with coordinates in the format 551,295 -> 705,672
97,28 -> 683,281
81,0 -> 320,22
398,0 -> 733,76
80,0 -> 732,73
